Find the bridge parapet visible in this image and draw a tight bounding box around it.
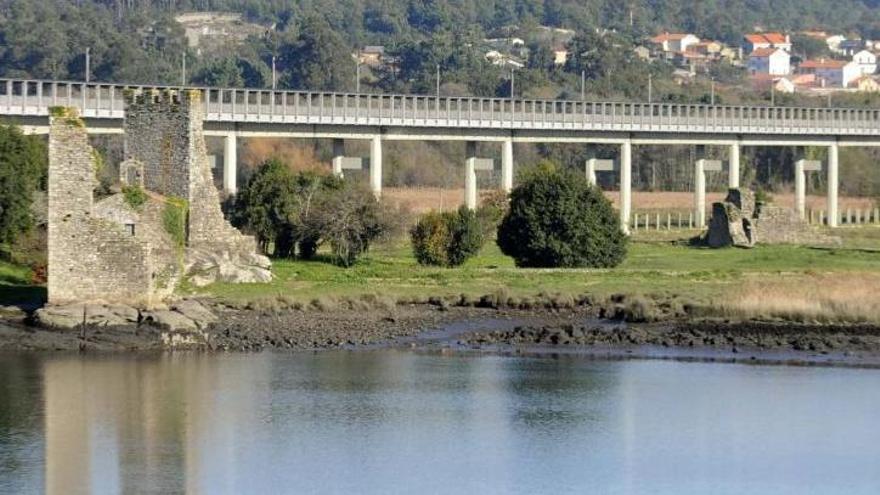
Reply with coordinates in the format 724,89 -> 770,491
3,78 -> 880,136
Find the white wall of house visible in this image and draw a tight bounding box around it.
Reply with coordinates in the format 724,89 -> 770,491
812,62 -> 861,87
853,50 -> 877,75
748,50 -> 790,75
671,34 -> 700,52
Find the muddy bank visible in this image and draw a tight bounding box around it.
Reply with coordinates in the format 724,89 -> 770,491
2,301 -> 880,367
457,320 -> 880,367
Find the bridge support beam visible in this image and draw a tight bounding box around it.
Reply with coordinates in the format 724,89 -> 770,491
619,140 -> 632,235
695,160 -> 707,229
331,138 -> 344,177
501,138 -> 514,192
728,141 -> 740,189
223,133 -> 237,194
827,142 -> 839,227
465,141 -> 478,210
695,159 -> 723,229
370,135 -> 382,197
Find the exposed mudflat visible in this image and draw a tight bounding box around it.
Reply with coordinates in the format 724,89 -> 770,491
2,304 -> 880,367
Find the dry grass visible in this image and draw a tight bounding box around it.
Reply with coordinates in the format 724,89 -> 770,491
382,187 -> 875,214
719,273 -> 880,323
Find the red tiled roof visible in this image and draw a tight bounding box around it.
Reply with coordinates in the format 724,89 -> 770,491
763,32 -> 788,44
745,33 -> 789,45
651,32 -> 692,42
749,47 -> 783,57
800,59 -> 848,69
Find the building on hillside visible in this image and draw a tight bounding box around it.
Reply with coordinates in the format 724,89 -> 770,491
484,50 -> 525,69
687,41 -> 723,56
649,33 -> 700,54
747,47 -> 791,75
175,12 -> 270,56
798,58 -> 861,87
750,74 -> 796,93
633,45 -> 651,60
839,39 -> 866,57
852,49 -> 877,74
358,46 -> 385,67
854,75 -> 880,92
744,32 -> 792,54
552,46 -> 569,65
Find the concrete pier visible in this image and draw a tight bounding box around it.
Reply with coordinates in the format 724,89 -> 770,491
223,133 -> 237,194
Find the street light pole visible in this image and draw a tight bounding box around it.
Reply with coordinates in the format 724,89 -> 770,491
581,69 -> 586,100
272,55 -> 277,90
356,61 -> 361,93
436,64 -> 440,97
648,73 -> 653,103
711,79 -> 715,105
85,47 -> 91,83
181,52 -> 187,86
510,68 -> 515,99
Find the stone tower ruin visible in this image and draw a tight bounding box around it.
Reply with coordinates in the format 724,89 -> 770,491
46,91 -> 270,307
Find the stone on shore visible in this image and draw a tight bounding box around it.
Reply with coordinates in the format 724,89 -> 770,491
34,303 -> 140,329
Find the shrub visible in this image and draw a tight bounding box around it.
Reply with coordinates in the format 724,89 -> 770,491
475,190 -> 509,240
122,185 -> 147,210
411,206 -> 484,267
496,161 -> 627,268
411,212 -> 449,266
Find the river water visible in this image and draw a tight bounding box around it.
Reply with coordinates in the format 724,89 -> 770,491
1,350 -> 879,494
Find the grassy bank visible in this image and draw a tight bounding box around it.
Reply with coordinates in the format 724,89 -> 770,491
200,227 -> 880,322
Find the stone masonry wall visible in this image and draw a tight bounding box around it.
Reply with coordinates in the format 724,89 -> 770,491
123,90 -> 257,251
124,90 -> 192,200
47,110 -> 154,305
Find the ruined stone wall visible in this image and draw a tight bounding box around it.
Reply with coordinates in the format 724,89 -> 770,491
47,110 -> 154,305
123,90 -> 257,251
123,91 -> 193,200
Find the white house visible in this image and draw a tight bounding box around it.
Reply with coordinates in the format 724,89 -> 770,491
744,33 -> 792,54
650,33 -> 700,53
747,48 -> 791,76
852,49 -> 877,75
798,59 -> 861,87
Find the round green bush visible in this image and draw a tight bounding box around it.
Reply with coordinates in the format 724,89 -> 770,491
496,162 -> 627,268
411,206 -> 484,267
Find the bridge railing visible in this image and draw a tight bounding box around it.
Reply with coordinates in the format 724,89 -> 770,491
3,78 -> 880,135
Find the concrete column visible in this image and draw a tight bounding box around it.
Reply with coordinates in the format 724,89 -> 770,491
827,142 -> 839,227
585,159 -> 597,186
501,138 -> 514,192
694,159 -> 707,229
331,138 -> 344,177
465,141 -> 478,210
795,159 -> 806,219
619,140 -> 632,234
223,133 -> 237,194
370,135 -> 382,196
728,141 -> 741,189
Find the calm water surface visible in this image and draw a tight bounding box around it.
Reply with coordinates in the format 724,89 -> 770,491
1,350 -> 879,494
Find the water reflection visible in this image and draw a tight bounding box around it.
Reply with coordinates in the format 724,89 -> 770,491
0,351 -> 878,494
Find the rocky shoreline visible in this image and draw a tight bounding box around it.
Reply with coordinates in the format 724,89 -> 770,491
2,300 -> 880,367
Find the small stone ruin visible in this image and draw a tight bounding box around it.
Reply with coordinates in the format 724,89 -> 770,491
706,189 -> 840,248
45,90 -> 271,309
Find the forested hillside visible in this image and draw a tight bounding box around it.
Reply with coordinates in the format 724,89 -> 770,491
2,0 -> 880,102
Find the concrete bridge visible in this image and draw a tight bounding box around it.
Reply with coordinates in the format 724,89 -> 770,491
5,78 -> 880,230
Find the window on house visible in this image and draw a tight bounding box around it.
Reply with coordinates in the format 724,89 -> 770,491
126,223 -> 136,236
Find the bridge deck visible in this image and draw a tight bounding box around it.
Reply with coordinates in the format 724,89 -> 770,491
3,79 -> 880,136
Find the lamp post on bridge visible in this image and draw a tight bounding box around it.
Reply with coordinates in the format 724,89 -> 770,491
436,64 -> 441,97
181,52 -> 187,86
647,73 -> 653,103
510,68 -> 515,99
85,48 -> 91,84
581,70 -> 586,100
272,55 -> 277,90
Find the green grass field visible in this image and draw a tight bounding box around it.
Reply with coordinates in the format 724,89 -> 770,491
200,227 -> 880,309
